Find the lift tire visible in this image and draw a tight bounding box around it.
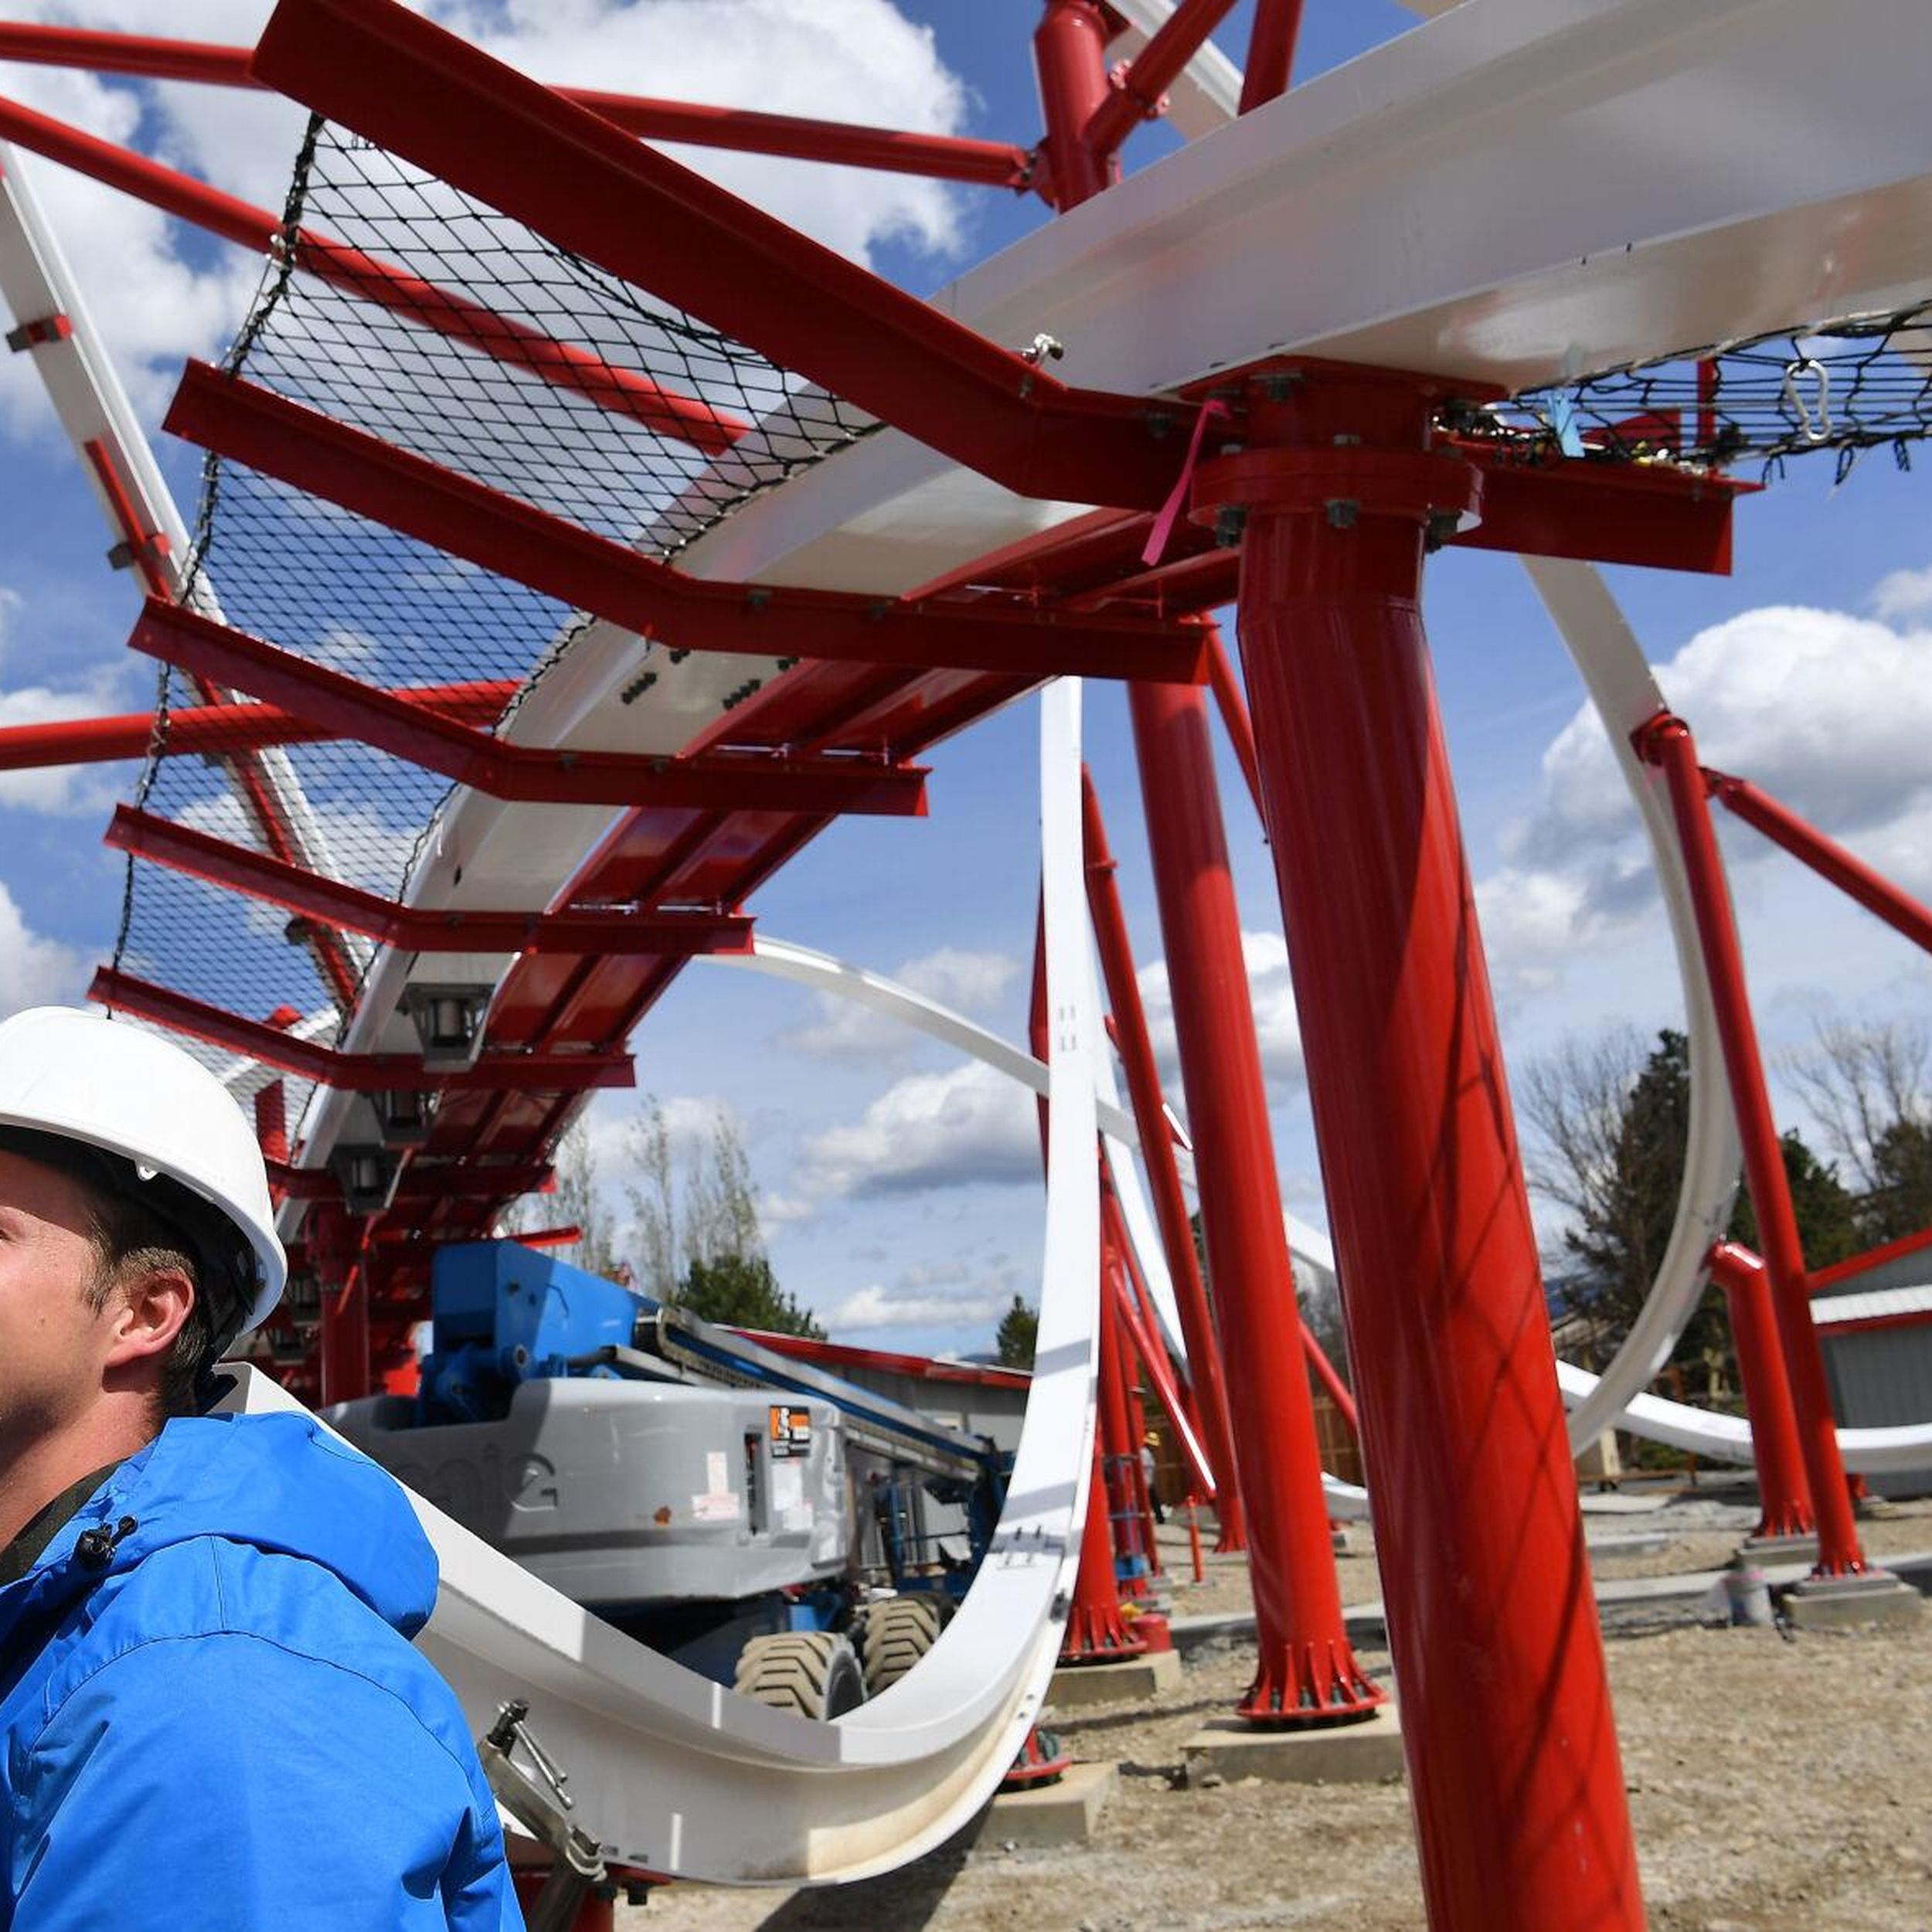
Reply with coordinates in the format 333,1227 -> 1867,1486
862,1596 -> 945,1695
733,1631 -> 866,1720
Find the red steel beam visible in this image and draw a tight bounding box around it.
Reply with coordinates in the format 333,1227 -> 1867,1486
1082,767 -> 1245,1547
250,0 -> 1192,512
1083,0 -> 1239,165
106,806 -> 754,957
0,22 -> 1030,190
0,88 -> 743,453
1203,624 -> 1264,819
1637,710 -> 1871,1577
269,1158 -> 553,1202
92,968 -> 634,1093
1704,1241 -> 1815,1541
128,599 -> 930,818
1238,0 -> 1307,113
1707,767 -> 1932,957
1130,675 -> 1377,1725
0,679 -> 515,770
1211,360 -> 1642,1928
166,362 -> 1210,686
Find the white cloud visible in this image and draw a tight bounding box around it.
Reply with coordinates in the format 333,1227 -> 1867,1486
822,1281 -> 1009,1332
1482,594 -> 1932,988
1135,928 -> 1304,1094
1870,563 -> 1932,621
0,879 -> 87,1008
778,945 -> 1020,1060
794,1060 -> 1037,1199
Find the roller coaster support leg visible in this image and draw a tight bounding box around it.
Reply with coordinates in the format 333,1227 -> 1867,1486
1128,678 -> 1379,1727
1060,1434 -> 1148,1662
1097,1263 -> 1153,1597
1705,1241 -> 1815,1542
1637,713 -> 1870,1578
1085,768 -> 1247,1547
1200,359 -> 1641,1930
311,1202 -> 373,1407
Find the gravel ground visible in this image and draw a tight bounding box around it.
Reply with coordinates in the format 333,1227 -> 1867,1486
621,1494 -> 1932,1931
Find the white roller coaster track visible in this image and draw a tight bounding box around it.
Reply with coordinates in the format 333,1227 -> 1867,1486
225,679 -> 1104,1882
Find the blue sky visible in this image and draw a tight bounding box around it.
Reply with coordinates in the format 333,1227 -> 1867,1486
0,1 -> 1928,1359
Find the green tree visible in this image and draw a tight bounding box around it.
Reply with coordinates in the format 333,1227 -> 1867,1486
548,1118 -> 619,1281
1726,1130 -> 1860,1267
1522,1026 -> 1856,1397
995,1295 -> 1038,1369
675,1253 -> 824,1338
1787,1018 -> 1932,1244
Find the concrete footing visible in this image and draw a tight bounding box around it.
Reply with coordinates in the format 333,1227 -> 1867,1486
1183,1703 -> 1406,1785
1781,1571 -> 1926,1631
1049,1647 -> 1184,1708
977,1761 -> 1117,1849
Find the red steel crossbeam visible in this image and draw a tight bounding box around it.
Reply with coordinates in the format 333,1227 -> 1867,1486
0,678 -> 515,770
106,805 -> 753,957
1706,766 -> 1932,957
1083,0 -> 1239,165
0,22 -> 1030,191
268,1159 -> 554,1202
166,362 -> 1211,687
0,88 -> 743,453
92,968 -> 632,1094
250,0 -> 1193,512
128,600 -> 930,818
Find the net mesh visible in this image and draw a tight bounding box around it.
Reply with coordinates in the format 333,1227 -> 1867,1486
112,117 -> 879,1046
1488,300 -> 1932,478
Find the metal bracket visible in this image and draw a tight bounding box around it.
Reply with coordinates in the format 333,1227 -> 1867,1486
478,1699 -> 611,1932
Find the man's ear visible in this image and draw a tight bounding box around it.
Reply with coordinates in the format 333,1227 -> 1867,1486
102,1263 -> 195,1371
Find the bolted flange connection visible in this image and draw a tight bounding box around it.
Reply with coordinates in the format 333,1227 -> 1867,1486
1237,1639 -> 1386,1729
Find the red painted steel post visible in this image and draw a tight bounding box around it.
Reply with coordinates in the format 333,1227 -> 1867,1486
1638,713 -> 1870,1577
1083,769 -> 1247,1546
1238,0 -> 1307,112
1060,1435 -> 1148,1662
1032,2 -> 1117,209
1705,1242 -> 1815,1540
1198,359 -> 1640,1927
1128,678 -> 1380,1725
311,1204 -> 372,1407
1096,1266 -> 1151,1595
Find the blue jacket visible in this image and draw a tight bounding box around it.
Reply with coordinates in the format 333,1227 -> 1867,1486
1,1413 -> 525,1930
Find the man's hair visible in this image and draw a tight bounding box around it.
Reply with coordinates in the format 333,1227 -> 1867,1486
0,1126 -> 252,1418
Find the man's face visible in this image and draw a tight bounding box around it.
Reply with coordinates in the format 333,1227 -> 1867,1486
0,1148 -> 118,1455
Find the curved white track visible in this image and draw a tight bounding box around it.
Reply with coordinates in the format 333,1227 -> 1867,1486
230,681 -> 1104,1883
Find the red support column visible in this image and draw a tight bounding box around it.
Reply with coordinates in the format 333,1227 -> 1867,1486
1060,1436 -> 1148,1662
1128,678 -> 1379,1726
1637,712 -> 1871,1578
1097,1269 -> 1153,1597
1083,769 -> 1247,1546
1032,1 -> 1116,210
1705,1241 -> 1815,1542
310,1204 -> 372,1407
1198,359 -> 1639,1928
1238,0 -> 1307,113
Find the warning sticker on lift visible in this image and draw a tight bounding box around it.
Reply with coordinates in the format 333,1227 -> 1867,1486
768,1405 -> 812,1460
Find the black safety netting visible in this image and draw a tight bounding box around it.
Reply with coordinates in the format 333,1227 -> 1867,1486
1482,299 -> 1932,478
112,114 -> 880,1045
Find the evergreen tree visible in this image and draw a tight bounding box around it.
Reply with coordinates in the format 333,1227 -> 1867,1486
675,1253 -> 824,1338
995,1295 -> 1038,1369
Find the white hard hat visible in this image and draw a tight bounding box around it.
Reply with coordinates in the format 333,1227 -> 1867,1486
0,1006 -> 286,1336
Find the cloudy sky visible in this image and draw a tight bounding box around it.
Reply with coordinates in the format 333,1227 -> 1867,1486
0,1 -> 1927,1358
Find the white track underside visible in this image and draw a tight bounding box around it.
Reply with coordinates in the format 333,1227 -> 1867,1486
35,0 -> 1932,1886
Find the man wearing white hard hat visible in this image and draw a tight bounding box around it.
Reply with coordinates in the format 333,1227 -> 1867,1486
0,1008 -> 522,1930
